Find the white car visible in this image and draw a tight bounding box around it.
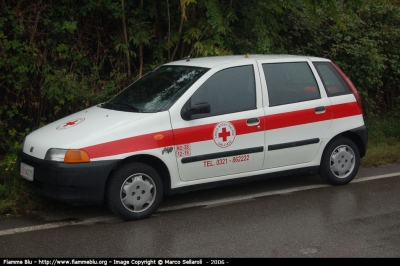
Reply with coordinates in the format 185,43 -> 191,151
19,55 -> 368,220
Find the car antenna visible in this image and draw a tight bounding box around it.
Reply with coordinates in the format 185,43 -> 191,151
186,25 -> 209,62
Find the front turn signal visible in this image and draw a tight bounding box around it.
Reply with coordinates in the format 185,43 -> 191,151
64,149 -> 90,163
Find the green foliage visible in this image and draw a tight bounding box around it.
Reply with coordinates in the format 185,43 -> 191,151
303,0 -> 366,29
0,137 -> 31,215
361,116 -> 400,167
0,165 -> 58,216
366,116 -> 400,144
281,0 -> 400,117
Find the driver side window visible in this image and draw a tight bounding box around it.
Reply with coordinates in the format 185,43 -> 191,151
188,65 -> 256,119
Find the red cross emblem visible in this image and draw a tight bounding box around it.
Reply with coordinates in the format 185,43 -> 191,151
56,118 -> 85,130
213,122 -> 236,148
218,127 -> 231,142
64,120 -> 78,127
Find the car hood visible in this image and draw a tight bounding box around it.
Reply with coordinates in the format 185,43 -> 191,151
23,105 -> 153,159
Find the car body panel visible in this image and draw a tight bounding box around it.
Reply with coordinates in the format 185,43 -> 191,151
18,54 -> 367,207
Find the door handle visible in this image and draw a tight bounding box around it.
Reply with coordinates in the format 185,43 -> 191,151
315,106 -> 326,113
247,117 -> 260,125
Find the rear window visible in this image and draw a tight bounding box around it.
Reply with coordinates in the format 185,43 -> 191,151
262,62 -> 320,106
313,62 -> 351,96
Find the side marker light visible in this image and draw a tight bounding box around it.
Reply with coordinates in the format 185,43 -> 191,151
154,134 -> 164,140
64,150 -> 90,163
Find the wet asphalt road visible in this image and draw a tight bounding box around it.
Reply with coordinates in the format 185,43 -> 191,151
0,164 -> 400,258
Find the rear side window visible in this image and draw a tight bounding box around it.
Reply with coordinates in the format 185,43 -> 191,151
313,62 -> 351,96
262,62 -> 320,107
188,65 -> 256,119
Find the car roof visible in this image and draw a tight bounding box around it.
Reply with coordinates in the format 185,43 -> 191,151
165,54 -> 331,68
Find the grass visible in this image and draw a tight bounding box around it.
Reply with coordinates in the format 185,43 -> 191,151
1,115 -> 399,217
361,116 -> 400,167
361,142 -> 400,167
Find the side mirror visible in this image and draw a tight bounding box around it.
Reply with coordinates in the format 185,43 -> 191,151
182,102 -> 210,120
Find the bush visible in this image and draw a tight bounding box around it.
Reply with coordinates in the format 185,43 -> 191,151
281,0 -> 400,117
361,116 -> 400,167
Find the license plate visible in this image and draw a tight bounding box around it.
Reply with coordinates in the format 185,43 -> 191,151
20,162 -> 34,181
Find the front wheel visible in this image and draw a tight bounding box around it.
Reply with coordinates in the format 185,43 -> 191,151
319,137 -> 360,186
107,163 -> 163,221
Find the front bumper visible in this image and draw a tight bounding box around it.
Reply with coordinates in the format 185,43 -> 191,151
18,151 -> 119,205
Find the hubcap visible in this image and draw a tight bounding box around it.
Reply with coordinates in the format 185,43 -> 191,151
330,145 -> 355,179
120,173 -> 156,213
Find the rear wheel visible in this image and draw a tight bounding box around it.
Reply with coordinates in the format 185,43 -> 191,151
319,137 -> 360,185
107,163 -> 163,220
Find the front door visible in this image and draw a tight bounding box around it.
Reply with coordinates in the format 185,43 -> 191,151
169,63 -> 265,181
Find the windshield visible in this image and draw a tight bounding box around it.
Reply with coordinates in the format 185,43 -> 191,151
102,65 -> 209,113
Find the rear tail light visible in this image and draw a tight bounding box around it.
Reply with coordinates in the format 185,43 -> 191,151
331,62 -> 362,110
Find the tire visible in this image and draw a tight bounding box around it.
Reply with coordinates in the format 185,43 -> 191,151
319,137 -> 360,186
107,162 -> 163,221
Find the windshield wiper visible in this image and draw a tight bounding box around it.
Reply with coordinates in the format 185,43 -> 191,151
103,102 -> 141,113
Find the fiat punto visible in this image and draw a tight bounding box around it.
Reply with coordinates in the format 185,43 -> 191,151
19,55 -> 368,220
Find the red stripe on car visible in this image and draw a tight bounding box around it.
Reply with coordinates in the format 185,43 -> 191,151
82,130 -> 175,159
83,102 -> 361,159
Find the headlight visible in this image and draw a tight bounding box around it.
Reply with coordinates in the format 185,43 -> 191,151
45,149 -> 90,163
45,149 -> 67,162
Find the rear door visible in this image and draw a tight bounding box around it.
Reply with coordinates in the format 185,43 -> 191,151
169,62 -> 266,181
257,59 -> 333,169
